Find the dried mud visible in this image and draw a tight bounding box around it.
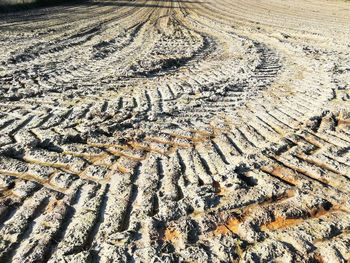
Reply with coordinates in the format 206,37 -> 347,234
0,0 -> 350,262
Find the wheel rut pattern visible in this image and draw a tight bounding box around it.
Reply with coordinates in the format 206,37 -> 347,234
0,0 -> 350,262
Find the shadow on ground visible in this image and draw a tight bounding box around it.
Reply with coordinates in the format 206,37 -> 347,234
0,0 -> 203,12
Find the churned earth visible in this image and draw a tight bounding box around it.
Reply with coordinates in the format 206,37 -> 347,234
0,0 -> 350,262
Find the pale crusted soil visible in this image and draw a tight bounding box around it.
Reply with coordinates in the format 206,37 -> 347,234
0,0 -> 350,262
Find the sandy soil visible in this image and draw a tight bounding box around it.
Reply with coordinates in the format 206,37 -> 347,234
0,0 -> 350,261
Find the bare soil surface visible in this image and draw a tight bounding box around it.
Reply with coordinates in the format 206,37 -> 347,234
0,0 -> 350,262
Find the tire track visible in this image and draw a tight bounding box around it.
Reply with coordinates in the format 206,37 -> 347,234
0,0 -> 350,261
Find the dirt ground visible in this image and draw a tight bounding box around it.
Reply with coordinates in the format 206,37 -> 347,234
0,0 -> 350,262
0,0 -> 35,5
